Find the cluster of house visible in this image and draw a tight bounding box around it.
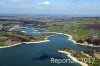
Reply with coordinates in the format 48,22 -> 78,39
89,32 -> 100,39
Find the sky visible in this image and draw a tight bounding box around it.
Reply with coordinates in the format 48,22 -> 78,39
0,0 -> 100,16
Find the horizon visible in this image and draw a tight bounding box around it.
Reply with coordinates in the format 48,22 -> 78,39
0,0 -> 100,16
0,14 -> 100,17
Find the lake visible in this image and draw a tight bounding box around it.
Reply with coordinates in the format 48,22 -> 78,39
0,27 -> 100,66
10,26 -> 48,36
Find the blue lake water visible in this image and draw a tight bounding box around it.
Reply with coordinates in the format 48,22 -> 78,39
0,27 -> 100,66
10,26 -> 48,36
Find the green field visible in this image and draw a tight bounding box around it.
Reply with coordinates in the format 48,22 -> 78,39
46,19 -> 100,44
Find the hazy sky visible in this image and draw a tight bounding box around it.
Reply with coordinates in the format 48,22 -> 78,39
0,0 -> 100,16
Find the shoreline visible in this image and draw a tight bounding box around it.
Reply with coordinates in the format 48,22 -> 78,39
0,40 -> 49,49
55,32 -> 76,44
0,43 -> 22,48
0,31 -> 100,48
9,26 -> 100,47
77,43 -> 100,47
51,32 -> 100,47
23,35 -> 55,44
47,32 -> 76,43
81,52 -> 92,58
0,26 -> 55,48
0,35 -> 53,48
9,27 -> 28,31
58,50 -> 88,66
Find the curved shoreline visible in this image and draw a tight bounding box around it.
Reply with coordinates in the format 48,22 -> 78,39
0,32 -> 100,48
8,26 -> 100,47
54,32 -> 76,43
58,50 -> 88,66
0,35 -> 52,48
51,32 -> 100,47
0,32 -> 98,66
64,33 -> 100,47
77,43 -> 100,47
9,27 -> 28,31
